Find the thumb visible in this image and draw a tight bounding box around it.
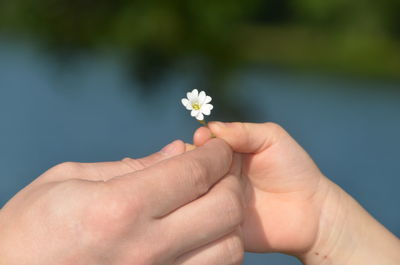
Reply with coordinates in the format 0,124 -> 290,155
206,122 -> 283,154
193,126 -> 214,146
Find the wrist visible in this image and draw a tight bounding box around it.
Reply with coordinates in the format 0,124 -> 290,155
301,179 -> 400,265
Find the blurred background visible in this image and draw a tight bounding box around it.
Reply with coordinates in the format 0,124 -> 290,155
0,0 -> 399,264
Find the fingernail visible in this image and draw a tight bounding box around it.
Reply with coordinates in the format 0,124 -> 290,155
160,140 -> 178,155
210,121 -> 225,128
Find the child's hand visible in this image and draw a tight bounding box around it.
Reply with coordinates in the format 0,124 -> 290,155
194,122 -> 400,264
195,122 -> 325,255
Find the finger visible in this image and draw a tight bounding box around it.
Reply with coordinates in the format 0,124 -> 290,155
132,140 -> 186,169
174,229 -> 244,265
164,154 -> 244,255
39,140 -> 185,183
193,126 -> 213,146
208,122 -> 284,153
112,138 -> 233,218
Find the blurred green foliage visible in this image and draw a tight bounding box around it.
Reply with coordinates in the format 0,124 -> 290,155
0,0 -> 399,107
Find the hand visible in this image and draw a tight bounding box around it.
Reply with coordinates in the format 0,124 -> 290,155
0,139 -> 246,265
195,122 -> 400,264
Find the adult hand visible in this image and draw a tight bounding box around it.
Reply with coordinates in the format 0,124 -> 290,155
0,139 -> 245,265
195,122 -> 400,264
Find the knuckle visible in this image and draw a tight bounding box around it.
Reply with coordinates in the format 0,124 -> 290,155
224,234 -> 245,265
82,187 -> 142,244
42,162 -> 83,181
186,159 -> 210,196
88,186 -> 140,228
52,161 -> 82,174
105,196 -> 132,222
121,157 -> 135,164
263,122 -> 288,144
264,122 -> 285,134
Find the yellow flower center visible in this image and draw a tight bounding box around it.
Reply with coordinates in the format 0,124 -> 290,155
192,103 -> 201,110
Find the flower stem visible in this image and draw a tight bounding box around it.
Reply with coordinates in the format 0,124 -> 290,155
198,120 -> 207,126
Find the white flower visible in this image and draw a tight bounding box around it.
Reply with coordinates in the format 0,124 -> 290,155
181,89 -> 213,121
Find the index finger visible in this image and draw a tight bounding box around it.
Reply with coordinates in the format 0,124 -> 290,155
112,138 -> 233,218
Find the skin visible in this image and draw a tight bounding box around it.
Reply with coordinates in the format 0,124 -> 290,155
0,139 -> 246,265
194,122 -> 400,265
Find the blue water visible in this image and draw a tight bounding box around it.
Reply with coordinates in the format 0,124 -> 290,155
1,40 -> 399,265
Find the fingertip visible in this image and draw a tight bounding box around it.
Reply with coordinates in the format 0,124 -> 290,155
193,126 -> 213,146
160,139 -> 186,156
172,139 -> 186,154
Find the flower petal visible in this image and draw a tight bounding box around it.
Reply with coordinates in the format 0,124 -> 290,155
181,98 -> 189,107
196,113 -> 204,120
182,98 -> 193,110
192,89 -> 199,98
204,96 -> 212,104
189,98 -> 197,105
191,109 -> 199,117
201,104 -> 213,115
187,92 -> 194,101
198,91 -> 206,104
